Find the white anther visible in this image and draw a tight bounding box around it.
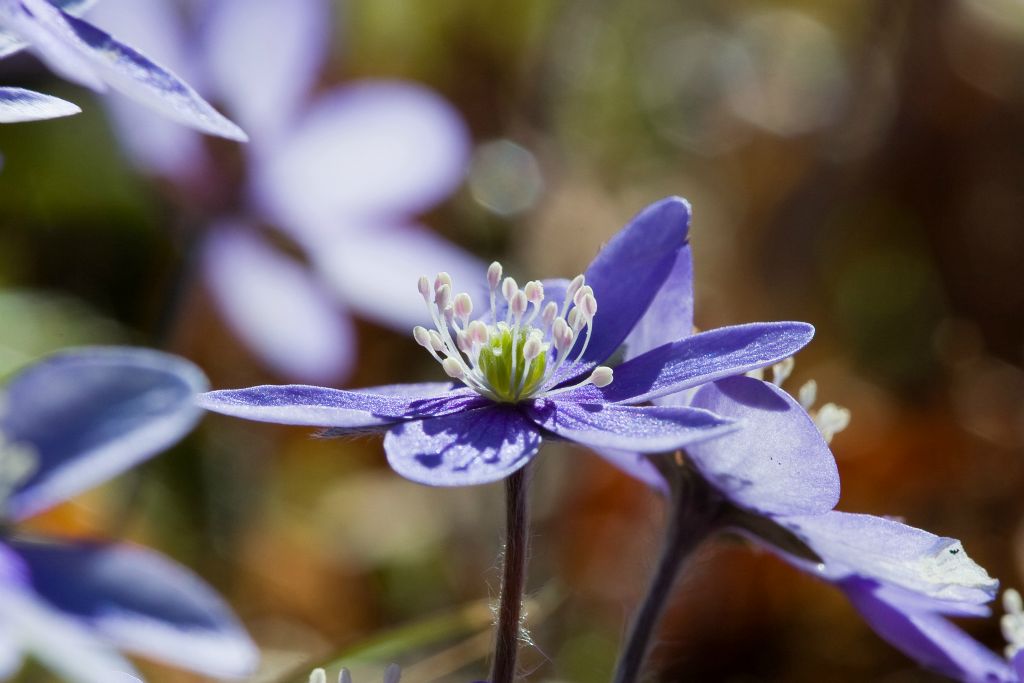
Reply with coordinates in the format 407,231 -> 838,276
510,291 -> 528,319
814,403 -> 851,443
573,284 -> 593,309
552,318 -> 574,352
417,276 -> 432,303
590,366 -> 614,387
541,301 -> 558,327
1002,588 -> 1024,658
442,357 -> 465,379
428,330 -> 446,352
412,326 -> 432,348
565,274 -> 585,301
434,272 -> 452,293
456,331 -> 472,353
487,261 -> 503,289
467,320 -> 489,345
772,357 -> 795,386
524,280 -> 544,304
501,277 -> 518,302
567,308 -> 582,331
579,292 -> 597,321
798,379 -> 817,410
523,335 -> 543,362
308,669 -> 327,683
435,283 -> 451,310
453,293 -> 473,321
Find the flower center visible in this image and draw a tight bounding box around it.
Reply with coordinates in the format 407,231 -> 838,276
412,261 -> 613,403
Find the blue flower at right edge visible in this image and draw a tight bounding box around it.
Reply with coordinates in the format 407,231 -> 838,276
604,223 -> 1018,682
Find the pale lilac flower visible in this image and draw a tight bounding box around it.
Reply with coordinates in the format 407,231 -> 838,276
92,0 -> 478,383
198,197 -> 815,487
0,347 -> 258,682
0,0 -> 244,136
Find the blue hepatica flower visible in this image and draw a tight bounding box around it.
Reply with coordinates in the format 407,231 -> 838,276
0,347 -> 257,682
0,0 -> 244,135
199,197 -> 815,487
90,0 -> 478,384
612,231 -> 1004,681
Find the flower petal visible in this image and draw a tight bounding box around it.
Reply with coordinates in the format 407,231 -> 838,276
560,197 -> 691,380
311,223 -> 485,331
565,321 -> 815,405
0,86 -> 80,122
198,382 -> 484,429
1,347 -> 207,521
11,539 -> 258,678
254,81 -> 469,240
200,0 -> 328,142
0,0 -> 96,58
840,578 -> 1014,683
383,406 -> 541,486
0,0 -> 105,90
623,241 -> 694,361
202,224 -> 355,384
526,397 -> 738,454
685,376 -> 840,515
781,511 -> 999,605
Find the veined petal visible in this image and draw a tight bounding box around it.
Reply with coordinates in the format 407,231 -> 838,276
564,322 -> 815,405
0,0 -> 104,90
685,376 -> 839,516
1,347 -> 208,522
255,81 -> 469,239
12,539 -> 258,678
0,86 -> 79,122
201,0 -> 328,142
0,0 -> 96,58
781,511 -> 999,605
202,225 -> 355,384
526,398 -> 738,454
840,578 -> 1015,683
559,197 -> 690,381
198,383 -> 485,429
383,406 -> 541,486
311,223 -> 485,331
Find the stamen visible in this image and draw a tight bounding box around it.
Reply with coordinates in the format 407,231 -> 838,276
308,669 -> 326,683
541,302 -> 557,329
442,357 -> 465,379
1003,588 -> 1024,659
524,280 -> 544,304
453,293 -> 473,322
487,261 -> 503,289
501,277 -> 518,302
590,366 -> 614,387
417,276 -> 432,303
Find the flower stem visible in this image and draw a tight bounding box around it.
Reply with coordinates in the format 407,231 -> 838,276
612,471 -> 720,683
490,464 -> 532,683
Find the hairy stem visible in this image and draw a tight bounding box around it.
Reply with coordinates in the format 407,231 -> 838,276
490,465 -> 532,683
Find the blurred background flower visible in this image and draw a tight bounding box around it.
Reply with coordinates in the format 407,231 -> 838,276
0,0 -> 1023,681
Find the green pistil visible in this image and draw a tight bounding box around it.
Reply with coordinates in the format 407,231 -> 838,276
478,325 -> 547,402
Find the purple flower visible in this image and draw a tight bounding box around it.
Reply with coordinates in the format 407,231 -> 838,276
611,231 -> 1004,681
91,0 -> 478,384
0,347 -> 258,681
0,0 -> 244,137
199,197 -> 815,487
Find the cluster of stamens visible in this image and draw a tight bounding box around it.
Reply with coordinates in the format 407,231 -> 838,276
413,262 -> 613,403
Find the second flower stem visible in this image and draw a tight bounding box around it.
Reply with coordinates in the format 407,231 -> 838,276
490,464 -> 532,683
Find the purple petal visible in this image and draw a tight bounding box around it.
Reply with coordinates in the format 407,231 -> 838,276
11,539 -> 258,677
201,0 -> 328,141
526,397 -> 738,454
1014,650 -> 1024,680
254,81 -> 469,240
311,223 -> 485,331
383,406 -> 541,486
623,242 -> 694,361
0,0 -> 96,59
781,511 -> 998,605
0,86 -> 80,122
560,197 -> 691,380
1,347 -> 207,522
88,0 -> 207,179
0,0 -> 105,90
202,225 -> 355,384
197,382 -> 484,429
565,322 -> 815,405
841,578 -> 1015,683
590,447 -> 670,493
684,376 -> 839,516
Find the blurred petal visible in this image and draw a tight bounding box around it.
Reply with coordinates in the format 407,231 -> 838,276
201,0 -> 328,141
202,225 -> 355,384
565,322 -> 816,405
255,81 -> 469,238
841,578 -> 1014,683
312,223 -> 485,331
198,383 -> 484,428
1,347 -> 208,521
0,86 -> 79,122
12,539 -> 258,677
88,0 -> 206,178
781,512 -> 998,605
527,398 -> 737,454
685,376 -> 840,515
384,406 -> 541,486
0,0 -> 96,60
0,0 -> 105,90
0,630 -> 19,679
557,197 -> 691,382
